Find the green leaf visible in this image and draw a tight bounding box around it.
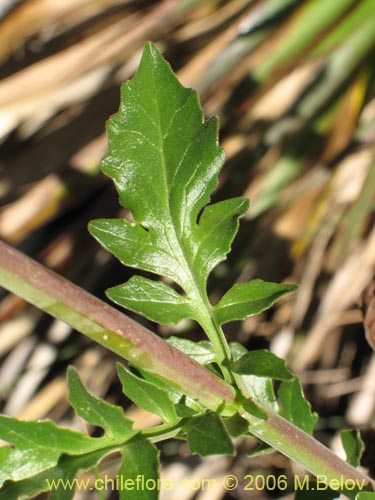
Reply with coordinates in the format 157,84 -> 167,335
0,447 -> 13,488
88,42 -> 248,345
67,366 -> 136,440
186,412 -> 234,457
278,378 -> 318,435
215,280 -> 298,324
175,402 -> 198,418
341,430 -> 364,468
107,276 -> 195,325
0,416 -> 111,485
132,367 -> 203,415
117,363 -> 178,424
243,398 -> 268,420
132,367 -> 183,405
193,197 -> 249,285
119,438 -> 159,500
224,413 -> 249,437
167,337 -> 215,364
1,450 -> 109,500
230,343 -> 279,411
231,350 -> 293,380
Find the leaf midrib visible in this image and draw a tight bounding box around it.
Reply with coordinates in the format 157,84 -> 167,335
150,62 -> 208,309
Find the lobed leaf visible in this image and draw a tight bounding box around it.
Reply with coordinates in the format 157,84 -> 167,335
215,280 -> 298,324
88,42 -> 249,333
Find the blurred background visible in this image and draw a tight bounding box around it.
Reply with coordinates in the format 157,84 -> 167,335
0,0 -> 374,498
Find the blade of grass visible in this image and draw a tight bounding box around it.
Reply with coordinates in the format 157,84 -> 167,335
311,0 -> 375,57
263,18 -> 375,145
252,0 -> 357,84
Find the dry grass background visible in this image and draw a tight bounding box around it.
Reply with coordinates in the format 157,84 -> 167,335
0,1 -> 374,499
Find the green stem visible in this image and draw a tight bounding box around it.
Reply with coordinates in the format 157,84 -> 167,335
179,265 -> 233,380
191,290 -> 234,383
208,316 -> 234,383
142,421 -> 184,443
241,406 -> 375,499
0,239 -> 235,412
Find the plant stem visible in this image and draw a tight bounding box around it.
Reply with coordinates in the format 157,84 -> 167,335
193,296 -> 234,382
0,240 -> 374,497
0,239 -> 235,412
241,406 -> 375,499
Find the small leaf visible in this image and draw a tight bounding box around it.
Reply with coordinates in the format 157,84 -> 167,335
278,378 -> 318,435
341,430 -> 364,467
231,350 -> 293,380
186,412 -> 234,457
107,276 -> 195,324
119,438 -> 160,500
167,337 -> 215,364
243,399 -> 268,420
224,413 -> 249,437
0,417 -> 103,454
230,343 -> 278,410
1,449 -> 110,500
0,416 -> 110,484
117,363 -> 178,424
134,368 -> 204,415
215,280 -> 298,324
132,367 -> 183,405
241,375 -> 279,409
67,366 -> 136,440
193,198 -> 249,283
175,403 -> 197,418
89,220 -> 183,286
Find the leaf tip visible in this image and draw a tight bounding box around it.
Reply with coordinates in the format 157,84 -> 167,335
140,41 -> 165,70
